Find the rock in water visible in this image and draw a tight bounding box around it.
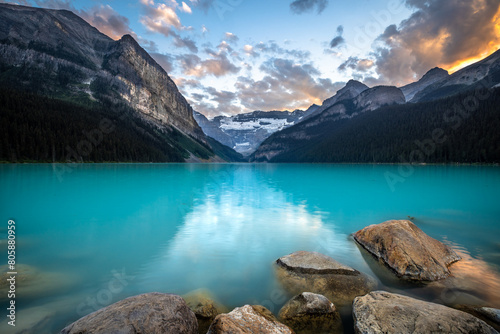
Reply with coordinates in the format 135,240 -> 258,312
278,292 -> 342,334
183,289 -> 229,334
60,293 -> 198,334
353,220 -> 461,281
275,251 -> 376,307
353,291 -> 498,334
207,305 -> 294,334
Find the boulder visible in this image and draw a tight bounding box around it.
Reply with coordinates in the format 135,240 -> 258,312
183,289 -> 229,334
457,306 -> 500,331
207,305 -> 294,334
353,291 -> 498,334
275,251 -> 376,306
60,293 -> 198,334
278,292 -> 342,334
353,220 -> 461,281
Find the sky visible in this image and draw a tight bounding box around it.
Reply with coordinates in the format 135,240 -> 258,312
2,0 -> 500,118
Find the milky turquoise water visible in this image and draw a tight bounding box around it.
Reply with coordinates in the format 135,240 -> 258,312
1,164 -> 500,333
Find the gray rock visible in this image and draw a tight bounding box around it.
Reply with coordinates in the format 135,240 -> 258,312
353,291 -> 498,334
354,220 -> 461,281
278,292 -> 342,334
60,292 -> 198,334
207,305 -> 294,333
275,251 -> 376,307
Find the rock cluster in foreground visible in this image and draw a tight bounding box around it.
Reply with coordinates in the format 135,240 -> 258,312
60,219 -> 500,334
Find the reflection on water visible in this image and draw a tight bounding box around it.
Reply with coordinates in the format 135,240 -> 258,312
0,164 -> 500,333
138,167 -> 366,308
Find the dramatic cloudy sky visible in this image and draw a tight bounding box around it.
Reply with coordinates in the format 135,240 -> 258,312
3,0 -> 500,117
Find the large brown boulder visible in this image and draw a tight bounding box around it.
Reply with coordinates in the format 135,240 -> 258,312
275,251 -> 376,306
278,292 -> 342,334
60,293 -> 198,334
353,220 -> 461,281
353,291 -> 498,334
207,305 -> 294,333
183,289 -> 229,334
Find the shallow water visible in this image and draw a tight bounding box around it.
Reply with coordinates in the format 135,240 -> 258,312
0,163 -> 499,333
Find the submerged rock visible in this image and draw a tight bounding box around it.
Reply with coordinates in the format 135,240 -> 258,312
207,305 -> 294,334
278,292 -> 342,334
275,251 -> 376,307
353,220 -> 461,281
60,293 -> 198,334
457,305 -> 500,331
183,289 -> 229,334
353,291 -> 498,334
0,264 -> 77,301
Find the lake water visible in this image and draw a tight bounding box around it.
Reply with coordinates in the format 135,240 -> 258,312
1,163 -> 500,333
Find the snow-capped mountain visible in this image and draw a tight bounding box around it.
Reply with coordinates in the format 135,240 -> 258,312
194,107 -> 318,155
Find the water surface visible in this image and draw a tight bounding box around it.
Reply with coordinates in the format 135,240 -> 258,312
1,164 -> 499,333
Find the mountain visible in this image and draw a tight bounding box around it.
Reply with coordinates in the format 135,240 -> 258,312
195,108 -> 315,156
251,85 -> 405,161
303,80 -> 369,121
0,3 -> 239,162
411,49 -> 500,102
400,67 -> 449,101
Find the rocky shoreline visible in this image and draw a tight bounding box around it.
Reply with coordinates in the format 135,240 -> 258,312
59,220 -> 500,333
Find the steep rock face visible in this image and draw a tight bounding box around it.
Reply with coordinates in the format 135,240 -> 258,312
353,291 -> 498,334
193,111 -> 235,148
400,67 -> 449,101
304,80 -> 368,121
354,220 -> 461,281
0,3 -> 204,141
354,85 -> 406,112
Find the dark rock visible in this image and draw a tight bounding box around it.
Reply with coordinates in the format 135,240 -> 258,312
353,291 -> 498,334
207,305 -> 294,333
60,292 -> 198,334
354,220 -> 461,281
275,251 -> 376,307
278,292 -> 342,334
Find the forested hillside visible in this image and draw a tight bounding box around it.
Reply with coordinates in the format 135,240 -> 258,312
254,88 -> 500,163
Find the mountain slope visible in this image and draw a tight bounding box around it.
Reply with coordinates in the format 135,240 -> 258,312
252,87 -> 500,163
412,49 -> 500,102
252,85 -> 405,161
400,67 -> 449,101
0,3 -> 238,161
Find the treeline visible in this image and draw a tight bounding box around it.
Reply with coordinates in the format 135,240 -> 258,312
0,89 -> 214,163
266,88 -> 500,163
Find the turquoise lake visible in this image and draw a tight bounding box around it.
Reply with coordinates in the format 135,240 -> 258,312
1,163 -> 500,333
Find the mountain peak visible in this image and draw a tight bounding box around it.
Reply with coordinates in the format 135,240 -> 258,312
401,67 -> 449,101
422,67 -> 449,80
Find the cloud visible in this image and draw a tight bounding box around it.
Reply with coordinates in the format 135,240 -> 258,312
225,32 -> 239,44
177,52 -> 240,78
180,1 -> 192,13
254,41 -> 310,60
140,0 -> 198,52
243,44 -> 259,57
338,56 -> 374,72
372,0 -> 500,86
329,25 -> 345,49
290,0 -> 328,14
234,58 -> 342,112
